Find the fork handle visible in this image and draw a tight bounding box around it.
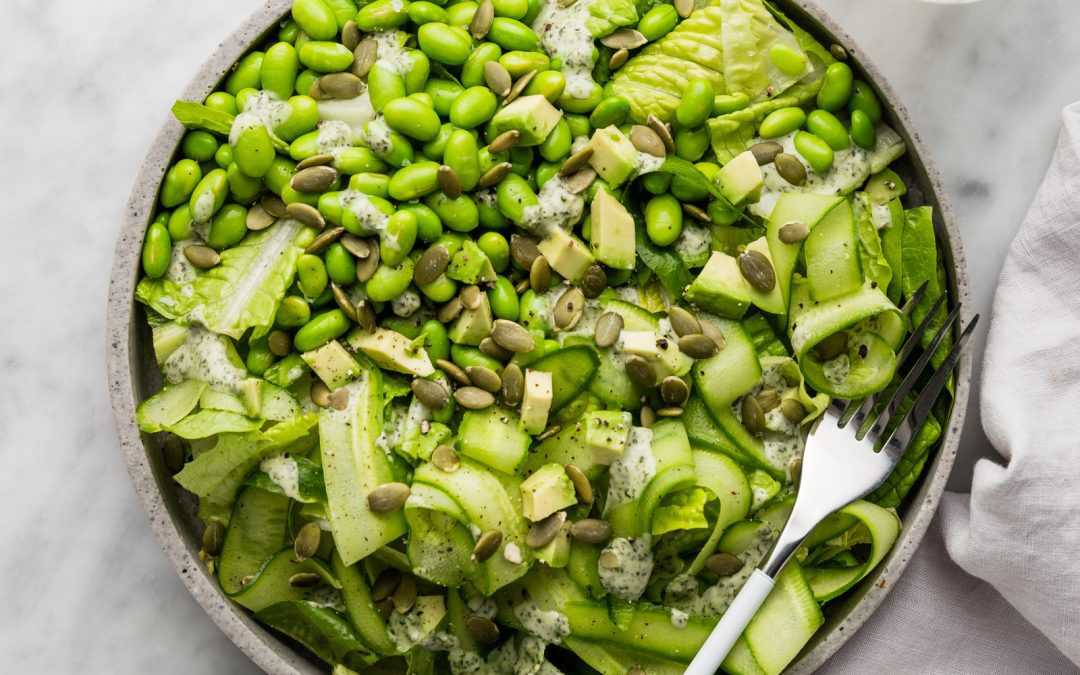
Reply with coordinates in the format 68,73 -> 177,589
683,569 -> 775,675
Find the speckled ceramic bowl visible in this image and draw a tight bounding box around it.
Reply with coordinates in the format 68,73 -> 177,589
107,1 -> 973,672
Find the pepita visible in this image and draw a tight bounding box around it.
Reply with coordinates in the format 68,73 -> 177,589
483,61 -> 513,97
674,0 -> 693,17
342,20 -> 361,51
260,193 -> 288,218
514,278 -> 531,295
706,552 -> 744,576
392,574 -> 417,613
184,244 -> 220,269
657,406 -> 684,417
286,202 -> 325,229
432,444 -> 461,472
472,529 -> 503,562
683,203 -> 712,223
305,226 -> 345,254
489,130 -> 521,153
202,520 -> 226,557
537,425 -> 561,441
491,319 -> 536,353
668,306 -> 701,337
340,233 -> 372,258
511,234 -> 542,270
356,299 -> 377,333
600,28 -> 647,49
774,152 -> 808,186
627,667 -> 647,675
297,155 -> 333,172
563,167 -> 597,195
436,297 -> 464,324
581,264 -> 607,299
352,38 -> 378,79
749,141 -> 784,165
162,433 -> 185,473
466,615 -> 501,644
677,333 -> 719,359
294,522 -> 322,561
789,457 -> 803,490
625,355 -> 656,389
436,358 -> 471,386
554,287 -> 585,330
437,165 -> 462,199
647,114 -> 676,154
267,330 -> 293,357
470,0 -> 495,39
660,376 -> 690,406
599,550 -> 622,569
630,125 -> 666,158
741,395 -> 766,435
478,161 -> 513,188
556,0 -> 578,7
371,568 -> 401,602
529,255 -> 552,294
609,48 -> 629,70
291,165 -> 339,193
738,249 -> 777,292
640,405 -> 656,428
367,482 -> 411,514
778,220 -> 811,244
570,518 -> 613,544
479,336 -> 512,361
565,464 -> 593,504
829,43 -> 849,61
455,386 -> 496,409
526,511 -> 568,548
781,397 -> 808,423
318,72 -> 365,99
376,598 -> 394,620
502,362 -> 524,404
504,69 -> 537,105
411,378 -> 450,409
756,388 -> 782,413
699,321 -> 727,351
594,311 -> 624,348
327,387 -> 350,410
288,572 -> 322,587
414,245 -> 449,286
559,146 -> 593,176
460,284 -> 483,310
246,203 -> 276,231
814,332 -> 848,360
310,380 -> 331,407
465,365 -> 502,393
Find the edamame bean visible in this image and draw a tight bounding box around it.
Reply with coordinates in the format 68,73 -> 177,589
493,0 -> 528,19
675,78 -> 715,129
349,172 -> 391,197
848,80 -> 883,123
409,1 -> 450,24
477,198 -> 510,229
160,159 -> 202,208
294,309 -> 350,351
261,42 -> 300,99
487,17 -> 538,51
424,192 -> 480,232
849,109 -> 877,150
534,161 -> 558,189
225,52 -> 263,95
368,61 -> 407,111
418,22 -> 473,65
674,126 -> 710,161
295,68 -> 320,97
418,273 -> 458,302
402,50 -> 431,93
214,143 -> 234,169
713,93 -> 750,116
279,19 -> 301,44
419,320 -> 451,361
276,295 -> 312,328
205,91 -> 238,115
384,97 -> 442,141
281,183 -> 320,207
558,83 -> 603,114
500,51 -> 549,78
182,131 -> 219,162
233,124 -> 275,177
641,171 -> 671,195
759,106 -> 806,138
508,146 -> 533,177
300,41 -> 354,73
275,95 -> 320,141
637,4 -> 678,41
234,87 -> 259,112
539,118 -> 571,163
264,157 -> 298,195
408,91 -> 437,109
645,194 -> 683,246
335,147 -> 390,175
450,344 -> 502,372
446,1 -> 478,26
523,69 -> 566,103
444,129 -> 482,190
669,173 -> 708,202
806,109 -> 850,151
487,275 -> 519,319
324,242 -> 356,284
342,195 -> 395,235
461,43 -> 503,88
292,0 -> 339,40
366,258 -> 416,302
377,130 -> 417,168
388,162 -> 441,201
516,290 -> 545,330
450,86 -> 498,129
356,0 -> 411,31
207,204 -> 249,249
816,62 -> 854,112
424,79 -> 464,117
477,232 -> 510,272
189,168 -> 229,223
246,337 -> 277,376
319,191 -> 345,225
495,173 -> 538,223
298,253 -> 330,298
168,205 -> 194,240
227,163 -> 262,203
564,114 -> 591,138
793,131 -> 834,173
322,0 -> 358,28
590,96 -> 631,129
769,43 -> 808,76
380,210 -> 419,265
400,203 -> 443,243
142,222 -> 171,279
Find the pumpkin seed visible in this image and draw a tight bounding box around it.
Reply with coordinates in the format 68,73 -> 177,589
683,203 -> 712,223
489,130 -> 521,153
699,321 -> 727,351
741,395 -> 765,435
472,529 -> 503,562
814,332 -> 848,360
411,378 -> 450,409
372,568 -> 402,602
352,38 -> 378,79
502,362 -> 524,404
674,0 -> 693,17
261,193 -> 288,218
310,380 -> 331,407
570,518 -> 613,544
601,28 -> 647,49
437,297 -> 464,324
240,575 -> 255,588
491,319 -> 535,352
595,311 -> 624,348
778,220 -> 810,244
526,511 -> 568,548
437,165 -> 462,199
414,245 -> 449,286
511,234 -> 542,270
319,72 -> 365,99
466,615 -> 501,644
781,397 -> 808,423
514,278 -> 531,294
286,202 -> 325,228
554,287 -> 585,330
465,365 -> 502,393
376,598 -> 394,620
455,386 -> 496,409
668,306 -> 700,337
327,387 -> 350,410
756,388 -> 782,413
478,161 -> 513,188
529,256 -> 551,294
367,482 -> 411,514
392,574 -> 417,613
581,264 -> 607,298
647,114 -> 676,154
307,79 -> 328,101
565,464 -> 593,504
774,153 -> 808,186
436,358 -> 471,386
830,43 -> 849,61
246,203 -> 276,231
627,667 -> 647,675
292,165 -> 339,193
640,405 -> 656,428
504,69 -> 537,105
202,520 -> 226,556
626,355 -> 656,389
356,299 -> 377,333
162,433 -> 185,473
630,125 -> 666,158
471,0 -> 495,39
537,424 -> 560,441
657,407 -> 683,417
706,552 -> 744,576
461,284 -> 483,310
297,154 -> 334,172
342,20 -> 361,51
661,376 -> 689,406
789,457 -> 803,490
559,146 -> 593,176
563,168 -> 597,195
294,522 -> 322,561
609,48 -> 629,70
268,330 -> 293,357
556,0 -> 577,7
288,572 -> 322,587
183,244 -> 220,269
432,444 -> 461,472
738,249 -> 777,292
306,226 -> 345,254
480,336 -> 512,361
750,141 -> 784,165
599,550 -> 622,569
678,333 -> 719,359
483,60 -> 513,97
340,233 -> 372,258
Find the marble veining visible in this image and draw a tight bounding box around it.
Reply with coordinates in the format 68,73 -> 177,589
2,0 -> 1079,672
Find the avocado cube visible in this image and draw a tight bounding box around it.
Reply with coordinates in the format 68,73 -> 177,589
449,292 -> 494,346
587,125 -> 639,187
589,189 -> 636,270
301,339 -> 363,390
744,237 -> 785,314
520,463 -> 577,522
521,369 -> 553,435
409,595 -> 447,642
488,95 -> 563,146
538,228 -> 595,282
620,330 -> 692,378
585,410 -> 633,465
685,251 -> 752,319
447,240 -> 497,284
348,327 -> 435,376
534,520 -> 572,568
717,150 -> 764,206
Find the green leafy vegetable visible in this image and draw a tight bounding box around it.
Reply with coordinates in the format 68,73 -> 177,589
166,409 -> 262,439
707,78 -> 823,163
586,0 -> 639,37
135,276 -> 199,321
718,0 -> 808,97
854,193 -> 894,292
902,207 -> 952,367
254,601 -> 376,671
652,488 -> 711,535
246,456 -> 328,505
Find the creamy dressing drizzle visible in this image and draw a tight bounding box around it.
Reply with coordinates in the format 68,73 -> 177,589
228,90 -> 291,146
341,189 -> 393,244
522,176 -> 585,234
673,223 -> 711,261
163,324 -> 247,392
605,426 -> 656,507
679,524 -> 778,616
260,454 -> 301,500
598,535 -> 654,601
359,116 -> 393,154
532,0 -> 596,99
822,353 -> 851,388
373,29 -> 412,74
514,599 -> 570,643
166,239 -> 199,284
316,120 -> 354,154
391,289 -> 422,317
732,360 -> 805,467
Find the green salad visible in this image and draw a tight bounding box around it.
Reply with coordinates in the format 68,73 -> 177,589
134,0 -> 954,671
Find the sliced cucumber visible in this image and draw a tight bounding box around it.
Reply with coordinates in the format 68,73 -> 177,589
218,486 -> 290,594
681,450 -> 753,576
230,549 -> 339,612
765,193 -> 846,313
332,550 -> 396,656
527,345 -> 600,411
803,500 -> 900,602
804,199 -> 862,302
563,600 -> 714,663
523,420 -> 603,479
683,395 -> 754,467
456,405 -> 531,474
135,378 -> 207,432
743,562 -> 824,675
718,519 -> 766,555
606,420 -> 696,537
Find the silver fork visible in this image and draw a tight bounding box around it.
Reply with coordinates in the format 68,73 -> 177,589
685,286 -> 979,674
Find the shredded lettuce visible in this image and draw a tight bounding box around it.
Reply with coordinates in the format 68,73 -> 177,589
586,0 -> 638,37
707,78 -> 822,163
166,409 -> 262,439
854,193 -> 894,293
748,469 -> 781,511
902,207 -> 952,367
652,488 -> 711,535
135,276 -> 199,321
719,0 -> 808,97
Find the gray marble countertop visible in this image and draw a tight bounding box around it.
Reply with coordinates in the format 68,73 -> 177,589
2,0 -> 1078,671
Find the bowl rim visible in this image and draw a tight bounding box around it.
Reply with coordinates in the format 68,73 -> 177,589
106,1 -> 972,672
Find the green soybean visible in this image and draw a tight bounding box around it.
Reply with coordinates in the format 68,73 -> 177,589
444,129 -> 482,191
295,69 -> 320,96
759,106 -> 806,138
487,275 -> 519,320
322,0 -> 358,27
477,232 -> 510,272
713,93 -> 750,116
419,320 -> 451,362
450,344 -> 502,372
674,126 -> 710,161
590,96 -> 630,129
214,143 -> 234,169
168,205 -> 194,240
342,195 -> 395,235
292,0 -> 339,40
817,62 -> 854,112
641,171 -> 671,195
278,19 -> 301,44
261,42 -> 300,99
294,309 -> 350,351
276,95 -> 320,141
233,124 -> 275,177
408,92 -> 437,109
424,79 -> 464,117
160,159 -> 202,208
676,78 -> 714,129
246,338 -> 277,376
349,172 -> 391,197
669,173 -> 708,202
324,243 -> 356,284
523,70 -> 566,103
488,17 -> 538,51
418,22 -> 473,65
400,203 -> 443,243
383,97 -> 442,142
637,4 -> 678,41
298,254 -> 330,298
264,157 -> 298,195
806,109 -> 850,151
276,295 -> 312,328
500,51 -> 549,78
189,168 -> 229,222
377,130 -> 417,168
564,113 -> 591,138
234,88 -> 258,111
356,0 -> 411,31
495,173 -> 538,223
461,42 -> 503,88
849,109 -> 877,150
645,194 -> 683,246
848,80 -> 883,123
793,131 -> 835,173
418,273 -> 458,302
227,163 -> 262,202
708,198 -> 740,226
205,91 -> 238,115
539,118 -> 572,163
366,258 -> 416,302
424,192 -> 480,232
508,146 -> 533,176
446,1 -> 478,26
207,204 -> 249,249
493,0 -> 528,19
381,210 -> 419,265
335,147 -> 390,175
558,83 -> 602,114
281,183 -> 319,207
477,197 -> 510,229
450,87 -> 498,129
402,50 -> 431,93
769,43 -> 808,76
368,60 -> 408,111
225,52 -> 264,95
409,0 -> 450,24
142,222 -> 172,279
299,41 -> 354,72
182,131 -> 219,162
517,290 -> 546,331
319,192 -> 345,225
388,162 -> 441,201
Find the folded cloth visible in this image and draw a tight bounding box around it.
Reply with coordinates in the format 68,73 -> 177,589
824,102 -> 1080,672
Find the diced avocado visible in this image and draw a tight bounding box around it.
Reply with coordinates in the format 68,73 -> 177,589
402,595 -> 447,647
199,388 -> 245,414
301,339 -> 363,390
348,327 -> 435,376
865,168 -> 907,205
685,251 -> 752,319
488,95 -> 563,146
534,520 -> 572,568
448,291 -> 494,346
620,331 -> 693,378
152,323 -> 188,365
587,125 -> 639,187
585,410 -> 633,465
447,239 -> 497,284
457,405 -> 531,474
744,238 -> 786,315
240,378 -> 262,417
538,228 -> 595,282
520,463 -> 577,521
260,382 -> 301,421
521,369 -> 553,435
589,189 -> 636,270
717,150 -> 764,206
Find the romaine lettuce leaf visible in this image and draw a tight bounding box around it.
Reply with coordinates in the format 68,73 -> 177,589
651,488 -> 710,535
868,410 -> 941,508
748,469 -> 781,511
719,0 -> 809,97
254,601 -> 376,671
586,0 -> 638,37
902,207 -> 952,367
706,78 -> 822,163
135,379 -> 207,433
854,193 -> 894,292
166,409 -> 262,439
135,277 -> 199,321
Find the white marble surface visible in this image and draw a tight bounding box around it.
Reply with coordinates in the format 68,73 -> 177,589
1,0 -> 1078,672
